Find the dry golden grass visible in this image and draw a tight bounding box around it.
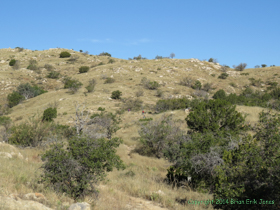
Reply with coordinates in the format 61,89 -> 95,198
0,48 -> 280,209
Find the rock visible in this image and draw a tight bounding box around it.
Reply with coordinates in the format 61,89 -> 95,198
0,152 -> 13,159
0,196 -> 53,210
0,60 -> 5,63
68,202 -> 91,210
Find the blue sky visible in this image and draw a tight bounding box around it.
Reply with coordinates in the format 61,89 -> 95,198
1,0 -> 279,68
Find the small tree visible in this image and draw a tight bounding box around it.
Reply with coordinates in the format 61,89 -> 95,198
111,90 -> 122,99
234,63 -> 247,71
170,53 -> 175,59
42,108 -> 57,122
261,64 -> 267,68
40,136 -> 125,200
70,102 -> 89,135
208,58 -> 214,62
213,89 -> 226,100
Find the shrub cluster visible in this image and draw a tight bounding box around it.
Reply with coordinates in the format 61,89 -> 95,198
7,83 -> 47,108
104,77 -> 115,84
85,79 -> 96,93
9,59 -> 16,66
47,71 -> 60,79
27,60 -> 39,71
42,108 -> 57,122
155,97 -> 193,112
141,77 -> 160,90
218,72 -> 229,79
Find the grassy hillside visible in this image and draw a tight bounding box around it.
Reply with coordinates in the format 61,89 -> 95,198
0,47 -> 279,209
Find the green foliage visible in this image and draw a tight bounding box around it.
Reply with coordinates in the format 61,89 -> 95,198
97,107 -> 105,111
40,136 -> 125,200
104,77 -> 115,84
79,66 -> 89,73
60,51 -> 71,58
63,77 -> 83,93
7,91 -> 25,108
98,52 -> 111,57
218,73 -> 229,79
191,80 -> 202,90
52,124 -> 76,139
9,59 -> 16,66
208,58 -> 214,62
147,81 -> 160,90
47,71 -> 60,79
202,83 -> 214,92
111,90 -> 122,99
213,112 -> 280,209
155,97 -> 193,112
139,118 -> 153,122
211,74 -> 216,77
42,108 -> 57,122
186,99 -> 246,134
240,72 -> 249,76
261,64 -> 267,68
9,115 -> 51,147
16,83 -> 46,99
213,89 -> 226,100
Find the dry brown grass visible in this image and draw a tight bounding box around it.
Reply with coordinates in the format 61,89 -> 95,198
0,48 -> 280,209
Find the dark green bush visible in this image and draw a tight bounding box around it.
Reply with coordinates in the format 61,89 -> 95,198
47,71 -> 60,79
98,52 -> 111,57
111,90 -> 122,99
261,64 -> 267,68
213,111 -> 280,210
218,73 -> 229,79
186,99 -> 246,134
155,97 -> 192,112
146,81 -> 159,90
7,91 -> 25,108
97,107 -> 105,111
60,51 -> 71,58
40,136 -> 125,200
79,66 -> 89,73
104,78 -> 115,84
213,89 -> 226,100
240,73 -> 249,76
9,59 -> 16,66
234,63 -> 247,71
42,108 -> 57,122
208,58 -> 214,62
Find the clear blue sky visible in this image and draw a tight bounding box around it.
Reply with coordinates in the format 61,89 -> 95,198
1,0 -> 279,68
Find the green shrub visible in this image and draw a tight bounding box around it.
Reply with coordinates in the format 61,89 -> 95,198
111,90 -> 122,99
79,66 -> 89,73
146,81 -> 160,90
186,99 -> 245,134
63,77 -> 83,94
40,136 -> 125,200
47,71 -> 60,79
98,52 -> 111,57
27,59 -> 39,70
155,97 -> 192,112
42,108 -> 57,122
179,77 -> 193,87
261,64 -> 267,68
213,111 -> 280,210
97,107 -> 105,111
208,58 -> 214,62
191,80 -> 202,90
16,83 -> 46,99
213,89 -> 226,100
240,72 -> 249,76
211,74 -> 216,77
7,91 -> 25,108
229,82 -> 237,87
9,59 -> 16,66
9,115 -> 51,147
60,51 -> 71,58
104,77 -> 115,84
218,73 -> 229,79
139,118 -> 153,122
155,89 -> 164,97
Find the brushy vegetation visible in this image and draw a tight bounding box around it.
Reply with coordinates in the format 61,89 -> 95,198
9,59 -> 16,66
79,66 -> 89,73
42,107 -> 57,122
141,77 -> 160,90
85,79 -> 96,93
98,52 -> 111,57
63,77 -> 83,94
104,77 -> 115,84
47,71 -> 60,79
60,51 -> 71,58
111,90 -> 122,99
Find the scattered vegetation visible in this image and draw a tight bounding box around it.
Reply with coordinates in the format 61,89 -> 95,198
218,72 -> 229,79
42,107 -> 57,122
47,71 -> 60,79
63,77 -> 83,94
